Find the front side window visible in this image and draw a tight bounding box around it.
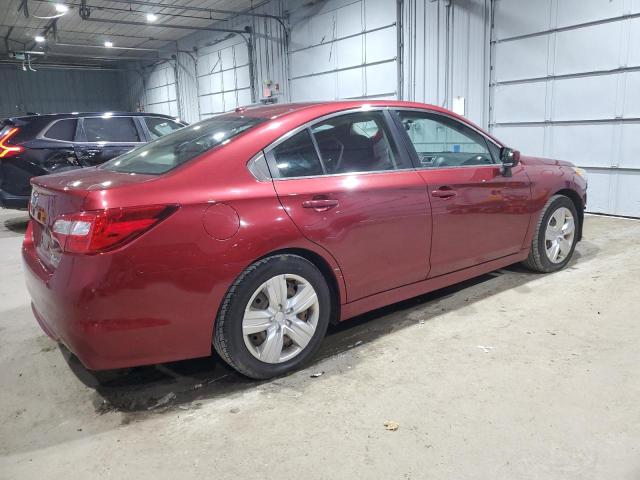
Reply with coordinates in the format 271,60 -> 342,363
44,119 -> 77,141
145,117 -> 184,140
102,114 -> 266,175
396,111 -> 495,168
83,117 -> 140,143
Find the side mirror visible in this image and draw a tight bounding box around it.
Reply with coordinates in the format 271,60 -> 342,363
500,147 -> 520,177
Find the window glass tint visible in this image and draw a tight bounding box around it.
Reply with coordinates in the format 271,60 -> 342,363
83,117 -> 140,142
0,124 -> 13,137
311,111 -> 407,174
102,115 -> 266,175
270,130 -> 323,178
145,117 -> 184,140
44,119 -> 77,141
396,111 -> 495,168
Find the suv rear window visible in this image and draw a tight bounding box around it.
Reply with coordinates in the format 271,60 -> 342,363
44,119 -> 77,141
102,115 -> 266,174
145,117 -> 184,140
83,117 -> 140,142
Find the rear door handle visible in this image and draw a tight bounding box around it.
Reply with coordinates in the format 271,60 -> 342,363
431,187 -> 457,199
302,199 -> 339,211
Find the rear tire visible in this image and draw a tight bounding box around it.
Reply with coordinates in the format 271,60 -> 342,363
522,194 -> 579,273
213,254 -> 331,380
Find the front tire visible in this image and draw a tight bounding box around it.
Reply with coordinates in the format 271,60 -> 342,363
523,194 -> 579,273
213,255 -> 331,380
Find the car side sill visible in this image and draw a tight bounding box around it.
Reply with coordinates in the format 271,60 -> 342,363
339,249 -> 530,321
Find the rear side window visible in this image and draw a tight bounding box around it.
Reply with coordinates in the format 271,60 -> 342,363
102,115 -> 266,175
0,123 -> 13,138
266,111 -> 409,179
269,130 -> 324,178
310,111 -> 407,174
145,117 -> 184,140
44,119 -> 77,141
83,117 -> 140,142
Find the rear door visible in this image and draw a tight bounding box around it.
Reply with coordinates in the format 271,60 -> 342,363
392,109 -> 531,278
75,116 -> 144,166
266,109 -> 431,302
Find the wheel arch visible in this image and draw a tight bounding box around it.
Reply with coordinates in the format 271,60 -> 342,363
554,188 -> 584,241
257,247 -> 343,324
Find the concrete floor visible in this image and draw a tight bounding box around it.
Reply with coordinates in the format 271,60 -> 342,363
0,208 -> 639,480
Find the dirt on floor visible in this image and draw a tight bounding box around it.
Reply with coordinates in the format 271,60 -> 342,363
0,209 -> 639,480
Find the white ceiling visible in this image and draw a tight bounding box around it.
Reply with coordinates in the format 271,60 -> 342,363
0,0 -> 260,64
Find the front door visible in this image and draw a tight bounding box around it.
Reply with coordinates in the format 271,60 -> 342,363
393,109 -> 532,278
266,110 -> 432,302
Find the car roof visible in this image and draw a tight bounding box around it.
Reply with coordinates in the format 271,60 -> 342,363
216,100 -> 501,145
219,100 -> 475,126
4,112 -> 179,123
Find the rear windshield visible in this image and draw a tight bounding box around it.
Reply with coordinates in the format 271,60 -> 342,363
101,115 -> 266,174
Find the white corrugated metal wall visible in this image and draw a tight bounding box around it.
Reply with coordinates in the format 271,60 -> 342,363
401,0 -> 491,127
197,38 -> 253,118
141,62 -> 179,118
0,65 -> 127,118
287,0 -> 399,102
176,52 -> 200,124
491,0 -> 640,217
111,0 -> 640,218
130,1 -> 287,122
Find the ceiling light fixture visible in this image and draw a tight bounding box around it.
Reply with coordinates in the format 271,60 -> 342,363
146,13 -> 158,22
34,35 -> 46,43
104,41 -> 114,48
54,3 -> 69,13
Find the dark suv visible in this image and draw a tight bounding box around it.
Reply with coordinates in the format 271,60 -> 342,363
0,112 -> 186,209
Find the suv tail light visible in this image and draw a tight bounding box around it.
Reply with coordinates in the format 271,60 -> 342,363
0,127 -> 24,158
51,204 -> 178,254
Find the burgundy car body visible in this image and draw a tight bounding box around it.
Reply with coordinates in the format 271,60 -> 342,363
22,101 -> 587,370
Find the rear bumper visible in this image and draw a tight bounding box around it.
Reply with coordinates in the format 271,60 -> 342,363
0,157 -> 39,209
0,189 -> 29,209
22,228 -> 218,371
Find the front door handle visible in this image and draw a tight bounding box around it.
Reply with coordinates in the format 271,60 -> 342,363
302,198 -> 339,211
431,187 -> 457,199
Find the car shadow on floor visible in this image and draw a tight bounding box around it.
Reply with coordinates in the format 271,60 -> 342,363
60,252 -> 596,418
2,212 -> 28,236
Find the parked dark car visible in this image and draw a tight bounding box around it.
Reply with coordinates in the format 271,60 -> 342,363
0,112 -> 186,209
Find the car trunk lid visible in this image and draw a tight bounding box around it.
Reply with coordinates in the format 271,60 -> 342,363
29,168 -> 158,270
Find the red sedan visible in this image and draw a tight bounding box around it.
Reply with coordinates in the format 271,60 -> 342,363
22,101 -> 588,379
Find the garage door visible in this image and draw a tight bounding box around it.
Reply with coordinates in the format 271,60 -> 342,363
196,39 -> 253,119
288,0 -> 398,102
490,0 -> 640,217
144,63 -> 179,118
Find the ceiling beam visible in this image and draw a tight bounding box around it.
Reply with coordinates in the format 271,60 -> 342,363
0,22 -> 163,42
55,42 -> 161,52
96,0 -> 284,21
28,0 -> 231,23
26,49 -> 156,62
82,17 -> 251,35
18,0 -> 29,18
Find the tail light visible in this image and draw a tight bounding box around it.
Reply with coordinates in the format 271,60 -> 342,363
51,204 -> 178,254
0,127 -> 24,158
